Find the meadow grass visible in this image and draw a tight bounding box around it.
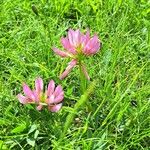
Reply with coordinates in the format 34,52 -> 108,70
0,0 -> 150,149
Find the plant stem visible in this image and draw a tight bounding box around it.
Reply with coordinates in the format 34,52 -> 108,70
59,80 -> 96,140
79,61 -> 93,112
79,61 -> 86,95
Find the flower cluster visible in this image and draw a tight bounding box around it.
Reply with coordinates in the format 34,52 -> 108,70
17,29 -> 101,112
53,29 -> 101,80
17,78 -> 64,112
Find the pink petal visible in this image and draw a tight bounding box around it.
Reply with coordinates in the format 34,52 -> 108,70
52,48 -> 70,57
61,37 -> 76,54
17,94 -> 28,104
68,29 -> 81,47
81,64 -> 90,80
68,29 -> 75,46
84,29 -> 90,44
32,90 -> 40,103
48,103 -> 62,112
61,37 -> 70,49
73,29 -> 81,47
47,94 -> 55,104
90,41 -> 100,54
36,104 -> 43,111
35,77 -> 43,94
47,80 -> 55,96
90,35 -> 99,45
84,35 -> 100,55
23,83 -> 34,100
53,95 -> 64,104
81,29 -> 90,46
85,29 -> 90,40
54,85 -> 63,97
59,59 -> 77,80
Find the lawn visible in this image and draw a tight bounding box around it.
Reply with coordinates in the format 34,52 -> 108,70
0,0 -> 150,149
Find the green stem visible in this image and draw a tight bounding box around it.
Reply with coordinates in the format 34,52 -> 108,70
79,61 -> 86,95
59,81 -> 96,140
79,61 -> 93,112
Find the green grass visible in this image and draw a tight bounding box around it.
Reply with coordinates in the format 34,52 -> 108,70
0,0 -> 150,149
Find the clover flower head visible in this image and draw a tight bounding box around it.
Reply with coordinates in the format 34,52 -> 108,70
17,78 -> 64,112
52,29 -> 101,80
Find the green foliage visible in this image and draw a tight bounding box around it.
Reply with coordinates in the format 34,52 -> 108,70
0,0 -> 150,149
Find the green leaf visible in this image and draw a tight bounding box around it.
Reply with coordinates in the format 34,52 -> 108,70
34,130 -> 39,139
11,124 -> 26,134
0,119 -> 10,125
26,138 -> 35,147
28,124 -> 37,134
0,140 -> 8,150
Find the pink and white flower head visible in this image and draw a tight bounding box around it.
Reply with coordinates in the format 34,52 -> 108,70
17,78 -> 64,112
52,29 -> 101,80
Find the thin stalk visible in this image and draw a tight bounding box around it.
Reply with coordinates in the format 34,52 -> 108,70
59,81 -> 96,140
79,61 -> 86,95
79,61 -> 93,112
